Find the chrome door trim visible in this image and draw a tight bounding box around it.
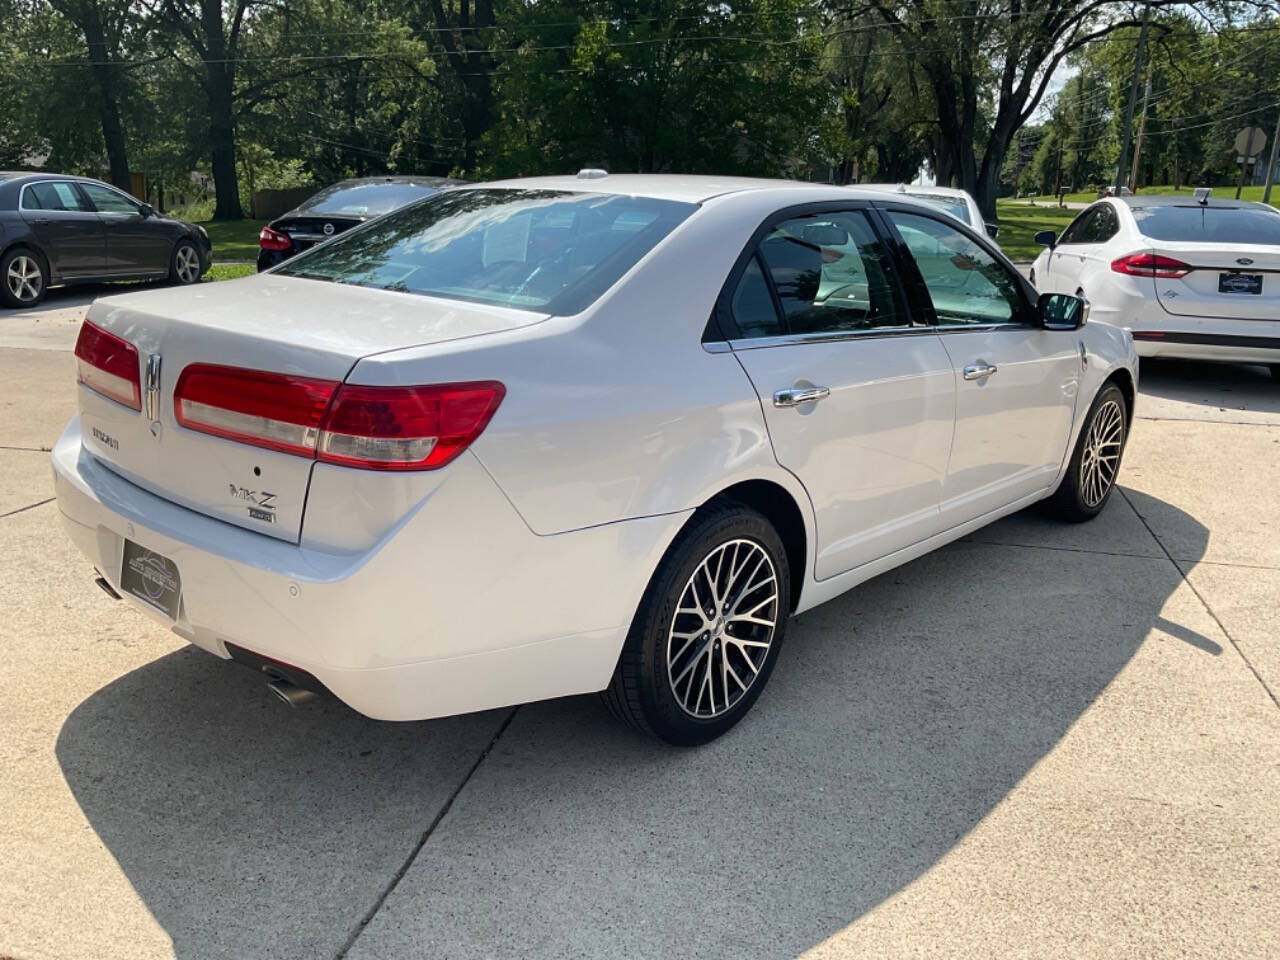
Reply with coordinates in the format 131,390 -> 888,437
724,326 -> 936,352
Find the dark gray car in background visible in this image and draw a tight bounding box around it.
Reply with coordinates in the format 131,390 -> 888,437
256,175 -> 461,270
0,172 -> 211,308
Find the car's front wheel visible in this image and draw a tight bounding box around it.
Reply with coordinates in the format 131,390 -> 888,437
1,248 -> 48,309
170,240 -> 202,286
1046,381 -> 1128,522
603,502 -> 790,745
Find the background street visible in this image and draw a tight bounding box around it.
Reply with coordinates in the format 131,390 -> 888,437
1,297 -> 1277,960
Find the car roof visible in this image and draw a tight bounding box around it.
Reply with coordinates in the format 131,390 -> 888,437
475,173 -> 854,204
329,175 -> 464,188
1117,194 -> 1278,212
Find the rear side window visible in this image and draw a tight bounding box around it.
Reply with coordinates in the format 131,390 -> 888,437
1132,205 -> 1280,244
276,188 -> 696,314
21,182 -> 89,212
725,210 -> 911,338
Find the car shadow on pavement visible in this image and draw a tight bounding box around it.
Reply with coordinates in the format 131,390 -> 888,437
55,492 -> 1209,960
1137,358 -> 1280,414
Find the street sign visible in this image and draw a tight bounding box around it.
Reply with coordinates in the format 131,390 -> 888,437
1234,126 -> 1267,159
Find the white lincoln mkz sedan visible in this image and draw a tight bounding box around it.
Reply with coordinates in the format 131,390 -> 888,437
54,174 -> 1137,744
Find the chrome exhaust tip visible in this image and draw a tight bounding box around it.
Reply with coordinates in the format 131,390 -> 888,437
267,678 -> 317,707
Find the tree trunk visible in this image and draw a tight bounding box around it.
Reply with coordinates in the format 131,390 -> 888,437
56,2 -> 130,190
202,0 -> 241,220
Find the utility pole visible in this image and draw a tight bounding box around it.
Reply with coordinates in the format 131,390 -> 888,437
1264,104 -> 1280,205
1115,2 -> 1152,193
1129,66 -> 1153,191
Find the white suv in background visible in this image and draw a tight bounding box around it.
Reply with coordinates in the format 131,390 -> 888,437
1031,192 -> 1280,377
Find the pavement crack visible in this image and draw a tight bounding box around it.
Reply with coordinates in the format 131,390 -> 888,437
1117,487 -> 1279,711
0,444 -> 52,452
334,705 -> 520,959
0,497 -> 53,519
1136,415 -> 1279,428
962,537 -> 1165,561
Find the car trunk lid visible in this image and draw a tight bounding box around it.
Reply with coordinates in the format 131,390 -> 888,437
77,274 -> 546,542
271,215 -> 364,253
1149,242 -> 1280,320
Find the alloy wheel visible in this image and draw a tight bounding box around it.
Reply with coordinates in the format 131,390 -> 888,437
175,245 -> 200,284
1079,398 -> 1124,507
5,255 -> 42,303
666,538 -> 778,719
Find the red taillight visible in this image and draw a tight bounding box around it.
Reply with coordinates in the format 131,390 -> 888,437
74,321 -> 141,411
173,364 -> 339,457
172,365 -> 505,471
319,381 -> 506,471
1111,252 -> 1192,279
259,225 -> 292,251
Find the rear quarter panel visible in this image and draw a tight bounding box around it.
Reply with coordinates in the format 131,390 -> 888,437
345,189 -> 827,538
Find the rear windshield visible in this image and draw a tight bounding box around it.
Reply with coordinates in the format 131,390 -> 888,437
1132,205 -> 1280,244
298,182 -> 445,218
276,188 -> 697,314
907,193 -> 971,224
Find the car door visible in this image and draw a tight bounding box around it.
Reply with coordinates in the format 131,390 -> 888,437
719,205 -> 956,580
882,208 -> 1081,527
78,182 -> 170,276
17,180 -> 107,279
1045,204 -> 1111,293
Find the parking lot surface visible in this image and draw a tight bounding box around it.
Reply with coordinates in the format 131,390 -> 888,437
0,319 -> 1276,958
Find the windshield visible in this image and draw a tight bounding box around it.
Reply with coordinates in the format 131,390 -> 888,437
906,193 -> 971,224
1132,205 -> 1280,244
276,188 -> 697,314
298,181 -> 446,218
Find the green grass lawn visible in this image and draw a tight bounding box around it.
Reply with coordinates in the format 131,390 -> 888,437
1020,184 -> 1280,208
198,219 -> 266,261
993,202 -> 1079,261
206,263 -> 256,282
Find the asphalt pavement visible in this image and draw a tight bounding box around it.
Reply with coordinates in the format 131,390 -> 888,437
0,296 -> 1276,960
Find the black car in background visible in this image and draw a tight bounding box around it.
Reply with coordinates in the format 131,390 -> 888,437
0,171 -> 211,308
256,175 -> 461,271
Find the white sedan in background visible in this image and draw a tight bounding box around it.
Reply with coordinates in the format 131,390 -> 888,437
1031,191 -> 1280,378
860,183 -> 999,239
54,174 -> 1136,745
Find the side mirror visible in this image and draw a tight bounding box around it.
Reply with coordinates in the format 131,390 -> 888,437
1038,292 -> 1088,330
1033,229 -> 1056,248
984,222 -> 1000,239
139,203 -> 155,217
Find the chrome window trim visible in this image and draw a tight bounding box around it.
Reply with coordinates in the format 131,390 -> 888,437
933,322 -> 1032,334
18,180 -> 90,214
724,325 -> 936,351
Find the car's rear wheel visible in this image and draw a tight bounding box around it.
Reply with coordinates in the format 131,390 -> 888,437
1270,363 -> 1280,381
1,248 -> 47,308
170,240 -> 202,285
603,502 -> 790,745
1045,382 -> 1127,522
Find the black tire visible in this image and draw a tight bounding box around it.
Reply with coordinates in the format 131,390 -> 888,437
1270,364 -> 1280,381
1,246 -> 49,309
602,502 -> 791,746
169,239 -> 202,286
1045,382 -> 1128,522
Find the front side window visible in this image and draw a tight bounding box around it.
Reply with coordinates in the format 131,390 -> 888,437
21,182 -> 89,212
888,211 -> 1025,326
726,210 -> 911,338
275,188 -> 696,314
80,183 -> 142,215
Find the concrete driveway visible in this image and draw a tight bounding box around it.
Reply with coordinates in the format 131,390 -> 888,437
0,324 -> 1276,958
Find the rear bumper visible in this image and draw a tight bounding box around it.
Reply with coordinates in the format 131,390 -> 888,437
255,248 -> 294,272
1132,330 -> 1280,363
52,416 -> 685,720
